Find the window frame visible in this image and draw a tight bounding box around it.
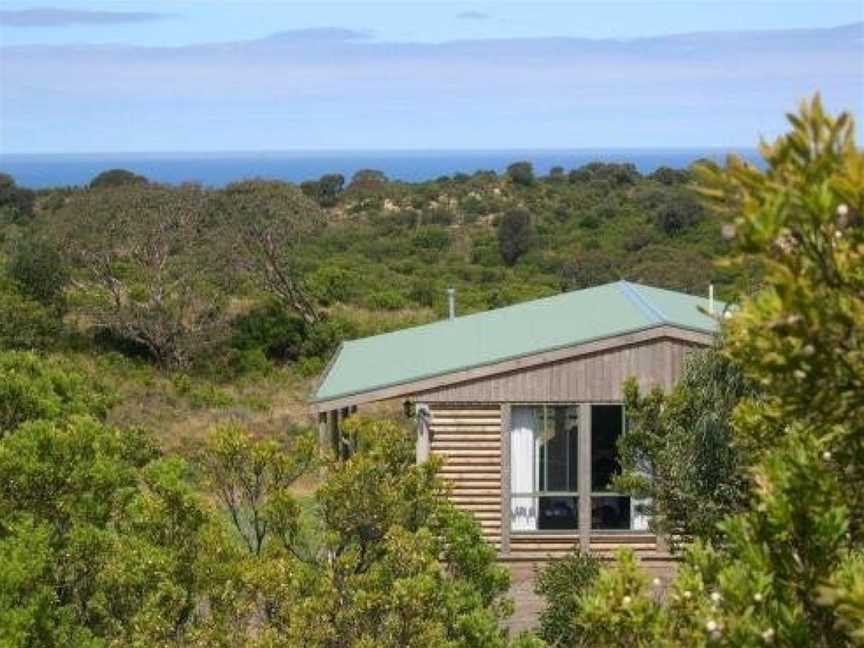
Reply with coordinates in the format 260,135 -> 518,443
509,402 -> 581,534
508,401 -> 636,536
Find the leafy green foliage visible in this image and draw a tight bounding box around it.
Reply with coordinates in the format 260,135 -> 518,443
301,173 -> 345,207
497,207 -> 534,266
7,234 -> 68,307
690,94 -> 864,644
231,302 -> 309,361
0,173 -> 35,223
201,422 -> 315,555
0,351 -> 113,436
616,348 -> 755,548
214,179 -> 325,324
0,281 -> 60,351
4,145 -> 737,376
568,162 -> 639,187
0,417 -> 219,646
534,549 -> 601,646
262,418 -> 513,647
53,184 -> 226,369
539,95 -> 864,647
89,168 -> 148,189
507,161 -> 535,187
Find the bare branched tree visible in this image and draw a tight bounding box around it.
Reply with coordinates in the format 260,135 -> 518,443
214,180 -> 325,323
55,184 -> 225,368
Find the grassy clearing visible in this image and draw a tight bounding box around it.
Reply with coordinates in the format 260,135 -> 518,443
63,351 -> 315,455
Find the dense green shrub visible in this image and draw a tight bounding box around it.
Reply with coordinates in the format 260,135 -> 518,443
0,351 -> 113,436
308,265 -> 356,305
0,418 -> 218,645
616,348 -> 755,549
650,166 -> 692,185
413,225 -> 450,252
568,162 -> 640,187
8,235 -> 68,307
559,250 -> 619,290
0,173 -> 36,223
231,304 -> 355,368
497,207 -> 534,266
300,173 -> 345,206
232,304 -> 308,361
542,96 -> 864,648
650,190 -> 706,235
422,206 -> 457,226
89,168 -> 149,188
253,418 -> 513,645
507,161 -> 536,187
366,289 -> 408,311
0,282 -> 61,351
534,549 -> 601,646
299,316 -> 354,357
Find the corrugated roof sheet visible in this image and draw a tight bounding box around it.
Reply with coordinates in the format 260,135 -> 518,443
313,281 -> 720,403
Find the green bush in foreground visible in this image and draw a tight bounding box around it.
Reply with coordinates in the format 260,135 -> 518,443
537,95 -> 864,647
534,549 -> 601,646
0,417 -> 212,647
0,282 -> 60,352
616,348 -> 755,550
0,351 -> 113,436
199,418 -> 515,647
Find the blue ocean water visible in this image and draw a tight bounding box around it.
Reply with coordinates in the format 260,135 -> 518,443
0,149 -> 761,189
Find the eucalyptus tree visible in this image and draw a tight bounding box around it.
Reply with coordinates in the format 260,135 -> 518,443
213,179 -> 326,324
54,183 -> 225,369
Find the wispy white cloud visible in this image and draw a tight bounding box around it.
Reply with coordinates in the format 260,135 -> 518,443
1,22 -> 861,152
456,11 -> 492,21
263,27 -> 373,43
0,7 -> 173,27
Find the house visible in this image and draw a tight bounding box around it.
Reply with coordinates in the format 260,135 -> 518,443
310,281 -> 719,560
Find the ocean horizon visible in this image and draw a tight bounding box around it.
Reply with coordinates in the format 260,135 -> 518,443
0,148 -> 762,189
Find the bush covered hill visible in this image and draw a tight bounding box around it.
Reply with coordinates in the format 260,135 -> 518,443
0,160 -> 751,448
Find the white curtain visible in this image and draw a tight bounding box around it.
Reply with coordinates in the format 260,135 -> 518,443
510,406 -> 538,531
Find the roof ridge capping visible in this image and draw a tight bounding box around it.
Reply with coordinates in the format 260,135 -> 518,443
617,280 -> 667,324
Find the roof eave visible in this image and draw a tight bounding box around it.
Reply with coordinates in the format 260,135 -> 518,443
308,342 -> 345,413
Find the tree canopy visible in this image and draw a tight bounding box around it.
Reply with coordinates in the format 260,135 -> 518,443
89,168 -> 149,189
52,184 -> 223,368
533,94 -> 864,647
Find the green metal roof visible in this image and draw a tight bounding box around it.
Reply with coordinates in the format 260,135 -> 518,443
313,281 -> 720,404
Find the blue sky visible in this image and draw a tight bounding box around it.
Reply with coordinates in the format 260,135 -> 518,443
1,1 -> 862,152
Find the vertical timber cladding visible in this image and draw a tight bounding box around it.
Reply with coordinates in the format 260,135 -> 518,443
415,338 -> 704,403
428,404 -> 503,547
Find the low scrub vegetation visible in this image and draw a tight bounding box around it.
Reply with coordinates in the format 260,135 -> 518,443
1,96 -> 861,645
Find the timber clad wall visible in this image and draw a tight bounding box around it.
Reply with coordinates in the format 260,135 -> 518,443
428,405 -> 503,548
416,338 -> 700,403
422,339 -> 703,560
428,403 -> 664,560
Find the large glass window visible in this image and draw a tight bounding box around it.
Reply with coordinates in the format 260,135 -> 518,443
590,404 -> 630,530
510,405 -> 579,531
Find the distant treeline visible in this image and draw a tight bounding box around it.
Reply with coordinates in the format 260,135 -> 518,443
0,158 -> 748,378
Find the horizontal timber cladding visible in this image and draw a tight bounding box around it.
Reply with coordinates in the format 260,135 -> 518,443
429,404 -> 503,547
415,338 -> 702,403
